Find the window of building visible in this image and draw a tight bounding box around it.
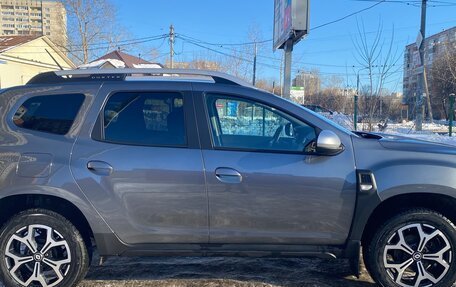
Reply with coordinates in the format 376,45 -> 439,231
13,94 -> 85,135
206,94 -> 317,153
102,92 -> 186,147
2,24 -> 14,28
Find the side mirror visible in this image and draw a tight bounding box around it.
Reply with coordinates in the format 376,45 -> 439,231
284,122 -> 293,136
316,130 -> 343,155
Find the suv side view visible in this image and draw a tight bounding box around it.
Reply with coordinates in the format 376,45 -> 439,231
0,69 -> 455,287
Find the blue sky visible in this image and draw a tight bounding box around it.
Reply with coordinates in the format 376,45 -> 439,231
110,0 -> 456,92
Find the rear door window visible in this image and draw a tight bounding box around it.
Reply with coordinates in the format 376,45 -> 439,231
13,94 -> 85,135
102,92 -> 186,147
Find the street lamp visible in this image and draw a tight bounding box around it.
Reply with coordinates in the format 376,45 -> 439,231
354,67 -> 370,131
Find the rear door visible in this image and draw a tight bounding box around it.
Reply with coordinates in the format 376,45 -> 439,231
71,82 -> 208,245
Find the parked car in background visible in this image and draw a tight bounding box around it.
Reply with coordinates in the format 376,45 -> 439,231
0,69 -> 455,287
302,104 -> 334,115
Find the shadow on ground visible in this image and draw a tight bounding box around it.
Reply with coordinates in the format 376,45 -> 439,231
79,257 -> 377,287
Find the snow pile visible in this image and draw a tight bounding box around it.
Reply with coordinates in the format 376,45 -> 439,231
327,112 -> 353,130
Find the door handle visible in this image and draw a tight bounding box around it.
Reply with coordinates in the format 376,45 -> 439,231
215,167 -> 242,184
87,161 -> 113,176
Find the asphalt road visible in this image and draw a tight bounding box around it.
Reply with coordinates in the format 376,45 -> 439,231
2,256 -> 456,286
77,256 -> 376,287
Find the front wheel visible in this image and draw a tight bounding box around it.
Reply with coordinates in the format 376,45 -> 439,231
364,209 -> 456,287
0,209 -> 89,287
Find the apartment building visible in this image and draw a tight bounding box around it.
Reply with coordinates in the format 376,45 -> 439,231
403,26 -> 456,114
0,0 -> 66,48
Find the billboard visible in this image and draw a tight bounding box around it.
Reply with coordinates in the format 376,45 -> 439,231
273,0 -> 309,51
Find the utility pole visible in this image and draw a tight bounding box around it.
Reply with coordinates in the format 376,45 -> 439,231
169,24 -> 175,69
252,42 -> 257,86
423,66 -> 433,122
279,51 -> 284,96
282,39 -> 293,99
449,94 -> 455,137
416,0 -> 427,131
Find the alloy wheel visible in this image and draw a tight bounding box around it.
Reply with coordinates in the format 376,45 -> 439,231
383,223 -> 452,287
4,224 -> 71,287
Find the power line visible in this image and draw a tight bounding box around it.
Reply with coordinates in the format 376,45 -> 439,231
0,34 -> 168,48
179,34 -> 407,69
312,0 -> 387,30
0,35 -> 169,54
349,0 -> 456,6
181,36 -> 403,77
175,34 -> 272,46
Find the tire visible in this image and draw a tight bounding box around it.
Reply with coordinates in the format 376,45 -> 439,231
364,209 -> 456,287
0,209 -> 89,287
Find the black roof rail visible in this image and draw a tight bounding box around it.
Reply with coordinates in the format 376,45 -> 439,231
26,68 -> 253,87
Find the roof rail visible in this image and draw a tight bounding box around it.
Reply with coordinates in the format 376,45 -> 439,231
26,68 -> 253,87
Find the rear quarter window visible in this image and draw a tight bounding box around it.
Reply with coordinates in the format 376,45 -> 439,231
13,94 -> 85,135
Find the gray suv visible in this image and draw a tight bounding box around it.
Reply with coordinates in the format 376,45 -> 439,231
0,69 -> 455,287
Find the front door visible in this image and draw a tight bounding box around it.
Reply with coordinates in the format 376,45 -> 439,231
71,83 -> 208,245
197,90 -> 357,245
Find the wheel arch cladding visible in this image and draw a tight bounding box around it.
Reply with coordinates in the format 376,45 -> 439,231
361,192 -> 456,245
0,194 -> 95,249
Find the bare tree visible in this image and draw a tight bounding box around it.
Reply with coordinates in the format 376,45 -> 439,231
220,47 -> 252,81
220,23 -> 270,83
430,42 -> 456,119
352,20 -> 401,131
61,0 -> 125,65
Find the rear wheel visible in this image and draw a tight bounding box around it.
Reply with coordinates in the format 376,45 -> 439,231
0,209 -> 89,287
364,209 -> 456,287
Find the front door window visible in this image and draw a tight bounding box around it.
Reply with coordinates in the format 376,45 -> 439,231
206,94 -> 317,153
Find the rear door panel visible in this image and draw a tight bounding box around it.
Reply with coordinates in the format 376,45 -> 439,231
70,82 -> 208,245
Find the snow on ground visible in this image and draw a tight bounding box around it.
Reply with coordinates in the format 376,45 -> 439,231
328,114 -> 456,146
382,121 -> 456,146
